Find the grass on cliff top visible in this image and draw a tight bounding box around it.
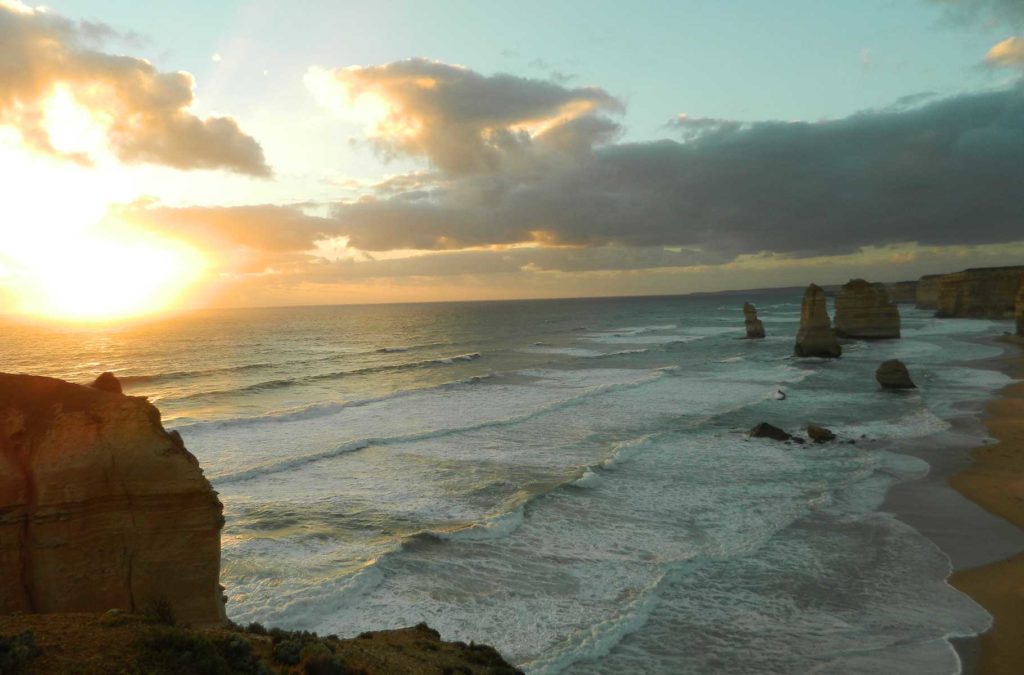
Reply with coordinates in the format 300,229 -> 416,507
0,613 -> 523,675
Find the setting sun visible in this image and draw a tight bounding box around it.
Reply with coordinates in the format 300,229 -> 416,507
3,217 -> 206,322
14,224 -> 206,321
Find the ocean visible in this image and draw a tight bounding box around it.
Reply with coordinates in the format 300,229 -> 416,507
1,289 -> 1015,673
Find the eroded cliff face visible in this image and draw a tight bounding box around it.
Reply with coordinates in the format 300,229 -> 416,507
0,373 -> 225,626
883,281 -> 917,304
834,279 -> 901,339
915,274 -> 945,310
1016,280 -> 1024,337
794,284 -> 841,358
935,266 -> 1024,319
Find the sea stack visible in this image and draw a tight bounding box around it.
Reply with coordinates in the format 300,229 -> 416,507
833,279 -> 901,339
794,284 -> 842,358
743,302 -> 765,339
876,359 -> 916,390
0,373 -> 226,626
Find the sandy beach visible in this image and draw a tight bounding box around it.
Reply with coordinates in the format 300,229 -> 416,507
948,338 -> 1024,675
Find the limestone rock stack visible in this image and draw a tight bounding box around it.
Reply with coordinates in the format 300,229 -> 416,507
833,279 -> 901,339
0,373 -> 226,626
794,284 -> 842,358
743,302 -> 765,339
935,266 -> 1024,319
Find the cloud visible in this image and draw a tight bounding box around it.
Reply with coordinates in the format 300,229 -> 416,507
128,60 -> 1024,292
306,58 -> 623,174
927,0 -> 1024,28
986,36 -> 1024,67
317,71 -> 1024,258
0,1 -> 270,175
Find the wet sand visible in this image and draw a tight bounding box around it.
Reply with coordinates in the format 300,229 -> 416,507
880,336 -> 1024,674
948,338 -> 1024,675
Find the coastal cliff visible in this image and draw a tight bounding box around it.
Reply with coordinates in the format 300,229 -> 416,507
916,274 -> 945,309
0,373 -> 226,627
794,284 -> 841,358
884,280 -> 918,304
1016,281 -> 1023,337
935,267 -> 1024,319
834,279 -> 901,339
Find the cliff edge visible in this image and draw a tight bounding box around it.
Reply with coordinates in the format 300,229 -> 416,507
935,266 -> 1024,319
0,373 -> 226,627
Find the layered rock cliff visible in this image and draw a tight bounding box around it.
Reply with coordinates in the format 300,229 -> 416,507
0,373 -> 225,627
794,284 -> 842,358
743,302 -> 765,339
1017,279 -> 1024,337
834,279 -> 901,339
915,274 -> 945,309
935,266 -> 1024,319
884,281 -> 918,304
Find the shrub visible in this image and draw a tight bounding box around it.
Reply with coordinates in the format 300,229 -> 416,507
145,597 -> 177,626
136,626 -> 226,674
273,639 -> 302,666
137,626 -> 264,675
0,631 -> 39,674
302,653 -> 365,675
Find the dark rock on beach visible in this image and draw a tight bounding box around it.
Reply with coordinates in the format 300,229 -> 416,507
876,359 -> 916,390
807,425 -> 836,443
749,423 -> 792,442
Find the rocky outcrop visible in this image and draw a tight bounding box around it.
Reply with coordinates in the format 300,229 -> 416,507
0,614 -> 524,674
935,266 -> 1024,319
884,281 -> 918,304
90,372 -> 123,394
876,360 -> 916,390
834,279 -> 901,339
0,373 -> 225,627
743,302 -> 765,339
749,423 -> 791,441
794,284 -> 842,358
915,274 -> 945,310
807,425 -> 836,443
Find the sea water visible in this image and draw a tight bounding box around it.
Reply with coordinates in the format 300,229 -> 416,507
1,290 -> 1014,673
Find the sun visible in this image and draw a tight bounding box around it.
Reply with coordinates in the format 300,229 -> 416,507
0,91 -> 207,323
16,224 -> 207,322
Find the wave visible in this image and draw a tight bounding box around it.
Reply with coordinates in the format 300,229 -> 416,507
207,370 -> 672,484
163,352 -> 485,404
172,373 -> 497,432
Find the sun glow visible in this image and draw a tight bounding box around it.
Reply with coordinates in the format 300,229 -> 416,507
1,92 -> 207,322
12,224 -> 206,322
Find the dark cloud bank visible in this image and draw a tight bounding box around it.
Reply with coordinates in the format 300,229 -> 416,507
136,57 -> 1024,280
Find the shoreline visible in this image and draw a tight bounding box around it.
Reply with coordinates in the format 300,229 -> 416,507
948,336 -> 1024,675
880,335 -> 1024,675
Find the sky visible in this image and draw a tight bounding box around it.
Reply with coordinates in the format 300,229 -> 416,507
1,0 -> 1023,319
